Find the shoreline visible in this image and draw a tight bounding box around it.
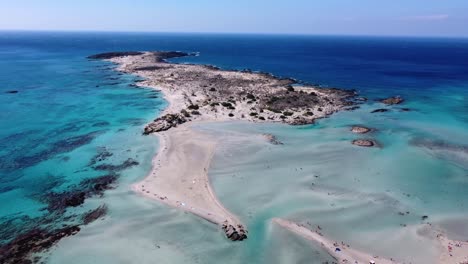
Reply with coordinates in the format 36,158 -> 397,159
273,218 -> 468,264
88,51 -> 467,262
131,122 -> 247,240
89,51 -> 358,240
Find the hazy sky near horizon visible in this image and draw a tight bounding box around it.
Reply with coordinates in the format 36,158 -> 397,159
1,0 -> 468,37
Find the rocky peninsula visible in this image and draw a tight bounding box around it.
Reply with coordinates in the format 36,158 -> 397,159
88,51 -> 357,241
90,51 -> 357,134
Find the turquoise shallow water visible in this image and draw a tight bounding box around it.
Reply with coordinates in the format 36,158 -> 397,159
1,32 -> 468,263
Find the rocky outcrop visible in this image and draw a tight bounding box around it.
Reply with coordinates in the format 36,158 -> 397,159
350,126 -> 372,134
143,113 -> 187,135
222,222 -> 248,241
90,51 -> 360,134
380,96 -> 404,105
352,139 -> 376,147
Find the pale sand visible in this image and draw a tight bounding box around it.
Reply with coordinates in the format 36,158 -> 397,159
132,122 -> 244,231
274,218 -> 468,264
273,218 -> 397,264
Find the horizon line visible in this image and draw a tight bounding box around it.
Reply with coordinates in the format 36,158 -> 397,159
1,28 -> 468,40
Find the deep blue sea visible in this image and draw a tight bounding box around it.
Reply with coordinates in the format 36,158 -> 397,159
1,31 -> 468,263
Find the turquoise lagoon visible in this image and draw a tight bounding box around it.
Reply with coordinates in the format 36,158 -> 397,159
0,32 -> 467,263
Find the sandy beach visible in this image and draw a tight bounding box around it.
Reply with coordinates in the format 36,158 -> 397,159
273,218 -> 398,264
132,122 -> 247,240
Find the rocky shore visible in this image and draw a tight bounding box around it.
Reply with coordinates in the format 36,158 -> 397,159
87,51 -> 364,243
89,51 -> 358,134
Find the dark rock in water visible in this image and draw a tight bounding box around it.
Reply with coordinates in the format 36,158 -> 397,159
93,158 -> 139,172
92,121 -> 111,127
222,223 -> 247,241
45,191 -> 86,212
5,90 -> 18,94
44,174 -> 118,213
352,139 -> 376,147
88,147 -> 113,166
0,226 -> 80,264
263,134 -> 284,145
10,131 -> 104,171
87,52 -> 144,59
82,205 -> 108,225
350,126 -> 372,134
64,192 -> 86,207
79,174 -> 119,195
371,108 -> 389,113
143,113 -> 186,134
380,96 -> 404,105
119,118 -> 147,126
346,106 -> 360,111
399,108 -> 411,112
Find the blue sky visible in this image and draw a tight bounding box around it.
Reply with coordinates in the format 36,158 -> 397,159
1,0 -> 468,37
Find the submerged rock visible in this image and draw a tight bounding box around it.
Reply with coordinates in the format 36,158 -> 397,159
45,174 -> 118,213
380,96 -> 404,105
263,134 -> 284,145
93,158 -> 139,171
352,139 -> 376,147
0,226 -> 80,264
350,126 -> 372,134
371,108 -> 389,113
5,90 -> 18,94
88,147 -> 113,166
82,205 -> 108,225
143,113 -> 187,134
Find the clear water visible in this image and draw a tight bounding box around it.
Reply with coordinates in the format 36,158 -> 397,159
0,31 -> 467,263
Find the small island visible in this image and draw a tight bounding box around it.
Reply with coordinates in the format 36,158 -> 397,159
90,51 -> 357,134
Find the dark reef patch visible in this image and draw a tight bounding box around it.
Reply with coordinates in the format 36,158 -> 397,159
0,225 -> 80,264
43,173 -> 118,213
379,96 -> 404,105
82,205 -> 108,225
118,117 -> 147,126
371,108 -> 390,113
92,121 -> 111,127
8,130 -> 104,170
88,147 -> 113,166
93,158 -> 139,172
5,90 -> 19,94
